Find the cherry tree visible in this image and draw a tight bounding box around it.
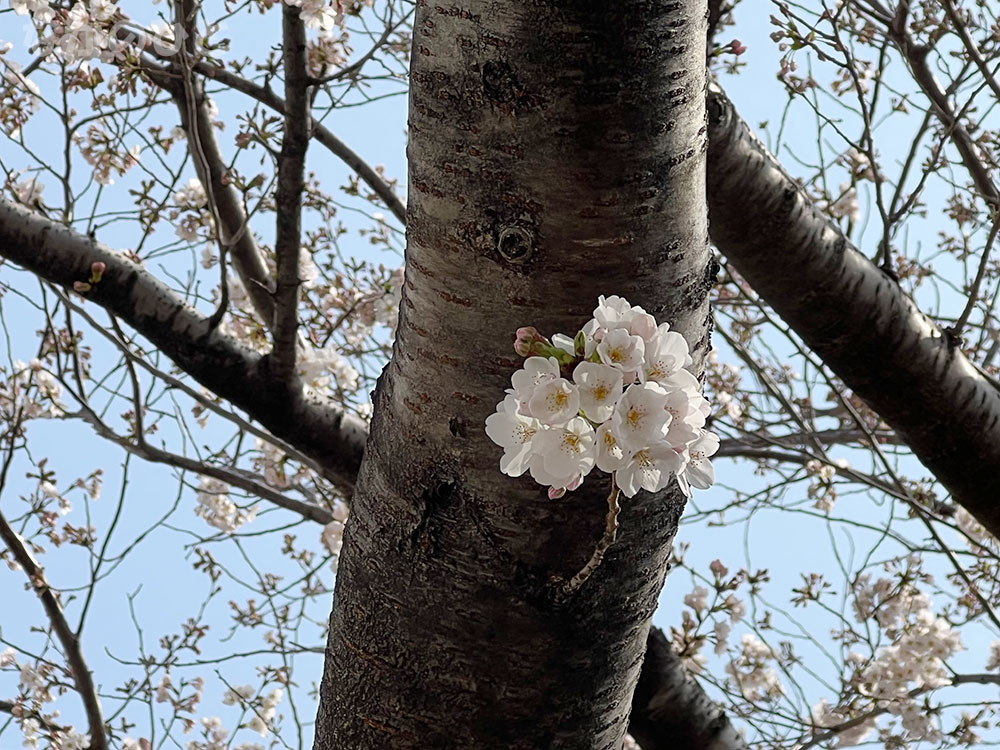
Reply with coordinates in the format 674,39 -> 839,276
2,0 -> 1000,748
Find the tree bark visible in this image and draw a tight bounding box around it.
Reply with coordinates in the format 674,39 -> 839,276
706,83 -> 1000,528
314,1 -> 712,748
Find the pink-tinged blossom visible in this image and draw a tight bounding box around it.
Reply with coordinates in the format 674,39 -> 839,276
726,633 -> 784,701
514,326 -> 548,357
194,477 -> 257,534
683,585 -> 709,612
713,621 -> 731,655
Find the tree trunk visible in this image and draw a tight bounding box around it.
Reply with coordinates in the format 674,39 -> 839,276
313,1 -> 711,748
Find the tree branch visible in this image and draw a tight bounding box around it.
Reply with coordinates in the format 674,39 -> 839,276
139,52 -> 277,328
0,496 -> 106,749
70,403 -> 334,525
165,55 -> 408,225
628,628 -> 748,750
269,4 -> 310,382
0,198 -> 367,495
706,83 -> 1000,535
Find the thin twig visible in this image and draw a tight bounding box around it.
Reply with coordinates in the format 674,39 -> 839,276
951,213 -> 1000,341
0,423 -> 107,748
136,50 -> 407,225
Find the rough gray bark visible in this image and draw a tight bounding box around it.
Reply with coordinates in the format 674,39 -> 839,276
706,84 -> 1000,529
629,628 -> 748,750
0,198 -> 367,493
313,1 -> 712,748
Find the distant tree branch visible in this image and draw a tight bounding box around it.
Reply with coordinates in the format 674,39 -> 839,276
137,51 -> 277,328
706,83 -> 1000,536
69,403 -> 334,525
52,288 -> 328,478
164,55 -> 408,225
0,198 -> 367,495
883,12 -> 1000,208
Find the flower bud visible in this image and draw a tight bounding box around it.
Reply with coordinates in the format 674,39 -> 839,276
514,326 -> 549,357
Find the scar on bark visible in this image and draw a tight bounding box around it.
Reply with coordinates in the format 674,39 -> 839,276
409,479 -> 456,555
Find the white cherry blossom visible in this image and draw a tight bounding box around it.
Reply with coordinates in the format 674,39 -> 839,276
675,430 -> 719,496
485,395 -> 540,477
593,294 -> 637,330
529,417 -> 596,490
616,442 -> 684,497
486,296 -> 717,500
595,422 -> 628,472
527,377 -> 580,425
596,327 -> 645,374
510,356 -> 559,399
612,381 -> 671,450
573,361 -> 623,422
641,325 -> 691,383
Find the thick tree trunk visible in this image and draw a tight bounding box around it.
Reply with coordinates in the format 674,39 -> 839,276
313,2 -> 711,748
706,84 -> 1000,527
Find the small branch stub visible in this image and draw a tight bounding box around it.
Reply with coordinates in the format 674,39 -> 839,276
497,225 -> 534,264
557,481 -> 621,601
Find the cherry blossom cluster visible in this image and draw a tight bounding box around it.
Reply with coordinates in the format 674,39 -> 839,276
0,50 -> 41,138
194,477 -> 257,534
486,296 -> 718,499
0,650 -> 91,749
725,633 -> 784,702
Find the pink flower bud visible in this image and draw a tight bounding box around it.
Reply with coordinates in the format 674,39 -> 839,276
514,326 -> 547,357
73,281 -> 91,293
729,39 -> 747,55
91,261 -> 106,276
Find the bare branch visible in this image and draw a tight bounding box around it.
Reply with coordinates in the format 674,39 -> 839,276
69,403 -> 334,525
887,24 -> 1000,207
164,55 -> 408,225
0,198 -> 367,494
138,50 -> 277,328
